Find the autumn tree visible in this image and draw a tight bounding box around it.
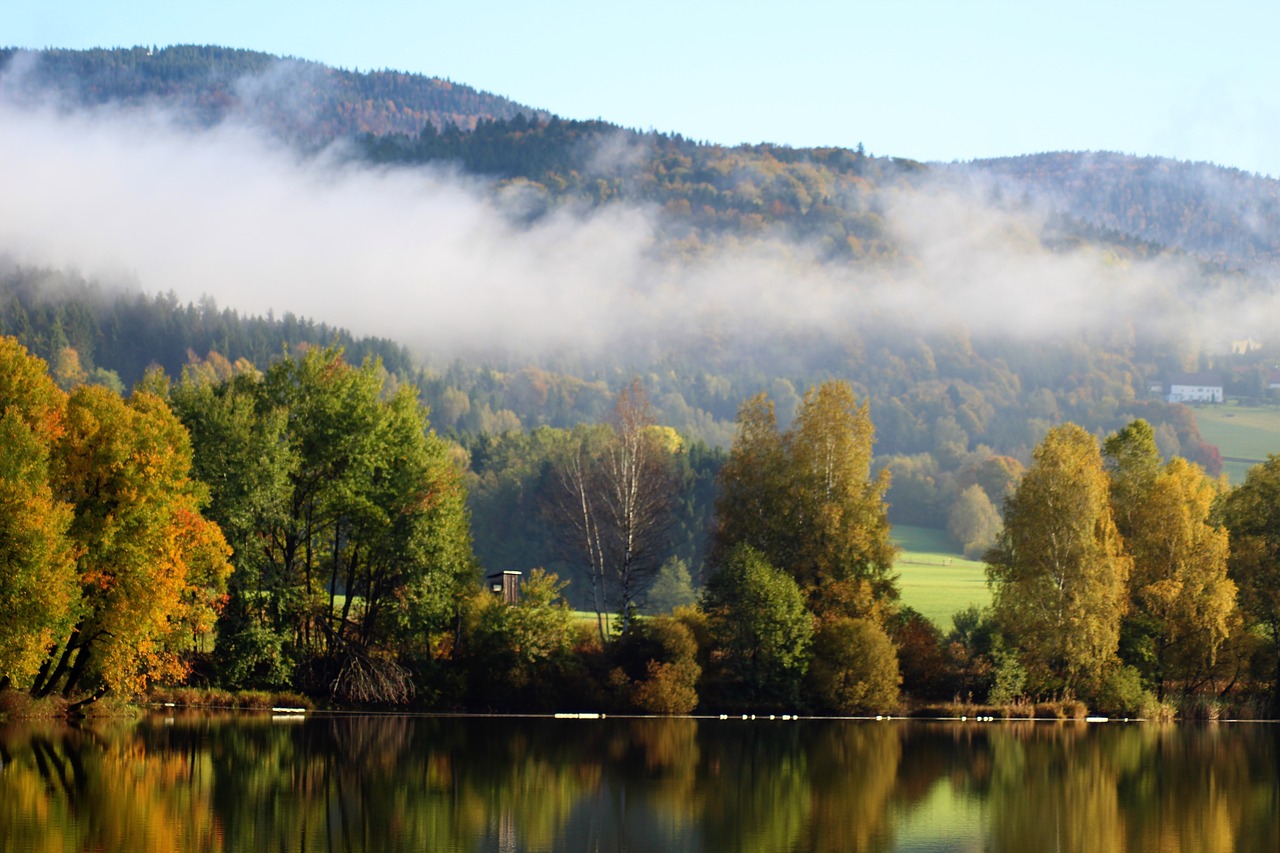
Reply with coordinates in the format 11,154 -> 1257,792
1218,455 -> 1280,710
29,384 -> 233,704
807,616 -> 901,714
614,614 -> 701,714
985,423 -> 1130,697
713,381 -> 896,616
1104,421 -> 1236,699
0,339 -> 78,689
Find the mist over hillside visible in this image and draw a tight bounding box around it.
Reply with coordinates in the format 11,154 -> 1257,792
963,152 -> 1280,275
1,45 -> 1275,480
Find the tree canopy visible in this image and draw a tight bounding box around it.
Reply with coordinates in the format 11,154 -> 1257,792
986,423 -> 1130,696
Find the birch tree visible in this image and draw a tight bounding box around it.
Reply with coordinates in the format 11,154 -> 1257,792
1105,420 -> 1236,699
986,423 -> 1130,696
550,381 -> 676,638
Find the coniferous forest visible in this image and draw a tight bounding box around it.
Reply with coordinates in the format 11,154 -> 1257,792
5,45 -> 1280,718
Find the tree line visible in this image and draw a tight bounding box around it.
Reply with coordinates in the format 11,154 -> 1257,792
5,328 -> 1280,718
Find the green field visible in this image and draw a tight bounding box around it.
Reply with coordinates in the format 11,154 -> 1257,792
1192,403 -> 1280,483
892,525 -> 990,629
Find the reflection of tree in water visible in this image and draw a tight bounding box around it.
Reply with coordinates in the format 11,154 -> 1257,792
4,715 -> 1278,851
0,719 -> 223,852
1116,724 -> 1280,853
979,722 -> 1280,853
798,721 -> 904,852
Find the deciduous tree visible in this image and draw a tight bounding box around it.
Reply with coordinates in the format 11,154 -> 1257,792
948,484 -> 1002,560
0,339 -> 78,687
171,347 -> 476,700
1218,455 -> 1280,709
985,423 -> 1129,696
1105,421 -> 1236,699
703,544 -> 813,709
33,385 -> 232,703
713,381 -> 896,615
549,380 -> 676,637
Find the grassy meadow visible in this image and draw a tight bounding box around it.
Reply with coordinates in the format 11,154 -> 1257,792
1192,402 -> 1280,484
892,525 -> 990,630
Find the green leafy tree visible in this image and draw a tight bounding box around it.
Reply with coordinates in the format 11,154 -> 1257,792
1103,419 -> 1162,538
645,557 -> 698,614
985,423 -> 1130,697
169,369 -> 295,687
1218,455 -> 1280,709
464,569 -> 578,710
171,347 -> 476,699
702,545 -> 813,709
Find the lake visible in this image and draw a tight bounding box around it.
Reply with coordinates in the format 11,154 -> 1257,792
1,712 -> 1277,852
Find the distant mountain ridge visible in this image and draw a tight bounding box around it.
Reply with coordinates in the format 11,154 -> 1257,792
7,45 -> 1280,271
964,152 -> 1280,273
0,44 -> 550,143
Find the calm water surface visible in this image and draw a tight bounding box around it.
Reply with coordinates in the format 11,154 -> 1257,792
1,712 -> 1277,852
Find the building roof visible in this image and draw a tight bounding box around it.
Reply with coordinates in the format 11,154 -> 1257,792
1167,372 -> 1223,387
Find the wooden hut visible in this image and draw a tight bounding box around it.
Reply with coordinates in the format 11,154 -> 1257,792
485,570 -> 522,604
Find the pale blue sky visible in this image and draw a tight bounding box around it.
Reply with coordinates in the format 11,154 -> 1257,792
5,0 -> 1280,176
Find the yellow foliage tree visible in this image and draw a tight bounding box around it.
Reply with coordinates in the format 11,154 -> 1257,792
986,423 -> 1130,697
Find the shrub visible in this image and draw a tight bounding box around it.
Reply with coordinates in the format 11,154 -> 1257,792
633,659 -> 700,715
806,616 -> 901,714
1094,665 -> 1149,716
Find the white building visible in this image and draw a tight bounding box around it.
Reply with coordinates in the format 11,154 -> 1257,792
1166,373 -> 1223,404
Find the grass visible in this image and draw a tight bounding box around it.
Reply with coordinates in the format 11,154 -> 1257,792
892,525 -> 990,630
1192,402 -> 1280,483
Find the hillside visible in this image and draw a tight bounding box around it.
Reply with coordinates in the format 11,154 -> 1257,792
0,45 -> 549,144
964,152 -> 1280,274
8,46 -> 1280,272
5,43 -> 1280,557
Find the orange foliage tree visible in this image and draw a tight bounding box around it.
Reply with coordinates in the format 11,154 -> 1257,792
0,338 -> 232,706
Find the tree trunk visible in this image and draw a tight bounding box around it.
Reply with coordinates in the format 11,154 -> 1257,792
28,648 -> 57,696
32,631 -> 80,699
67,685 -> 109,714
60,643 -> 94,699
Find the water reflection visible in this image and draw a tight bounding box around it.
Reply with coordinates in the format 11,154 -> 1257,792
0,714 -> 1277,852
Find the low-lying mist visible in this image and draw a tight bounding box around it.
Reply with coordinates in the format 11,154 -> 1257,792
0,64 -> 1270,368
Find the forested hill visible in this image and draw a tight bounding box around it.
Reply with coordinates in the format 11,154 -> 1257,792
0,262 -> 417,390
0,44 -> 549,142
9,46 -> 1280,270
964,152 -> 1280,273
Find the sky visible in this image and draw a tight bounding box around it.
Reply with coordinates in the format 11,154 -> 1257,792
5,0 -> 1280,177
